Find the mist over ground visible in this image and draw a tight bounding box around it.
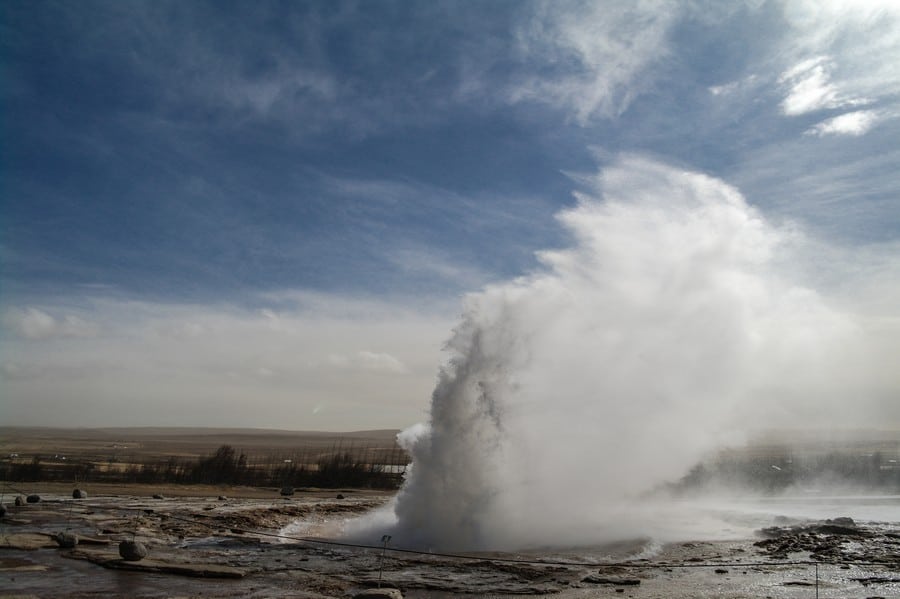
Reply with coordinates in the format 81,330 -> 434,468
344,156 -> 900,551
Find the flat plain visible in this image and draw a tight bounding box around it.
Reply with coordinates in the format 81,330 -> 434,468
2,428 -> 899,598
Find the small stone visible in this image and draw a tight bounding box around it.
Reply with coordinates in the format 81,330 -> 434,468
152,494 -> 164,499
15,496 -> 26,506
715,568 -> 729,574
26,494 -> 41,503
353,590 -> 403,599
218,495 -> 227,500
280,486 -> 294,496
119,539 -> 149,561
55,531 -> 79,548
336,493 -> 345,499
72,489 -> 87,499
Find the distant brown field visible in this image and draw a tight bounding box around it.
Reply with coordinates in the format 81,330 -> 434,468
0,427 -> 409,489
0,426 -> 403,462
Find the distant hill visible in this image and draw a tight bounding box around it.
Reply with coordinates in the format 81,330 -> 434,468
0,426 -> 404,462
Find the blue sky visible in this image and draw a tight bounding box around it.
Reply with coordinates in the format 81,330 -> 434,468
2,1 -> 898,430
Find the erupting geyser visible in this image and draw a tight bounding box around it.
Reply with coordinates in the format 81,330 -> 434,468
345,156 -> 875,551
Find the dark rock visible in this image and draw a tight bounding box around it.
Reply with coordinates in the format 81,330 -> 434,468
152,494 -> 164,499
815,523 -> 863,536
15,496 -> 26,506
119,539 -> 149,561
759,516 -> 865,540
72,488 -> 87,499
0,503 -> 6,517
336,493 -> 345,499
830,517 -> 855,527
280,486 -> 294,496
26,494 -> 41,503
218,495 -> 227,500
54,531 -> 79,548
582,575 -> 640,585
715,568 -> 728,574
853,576 -> 900,585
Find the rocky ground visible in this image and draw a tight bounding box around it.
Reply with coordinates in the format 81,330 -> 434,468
1,484 -> 898,598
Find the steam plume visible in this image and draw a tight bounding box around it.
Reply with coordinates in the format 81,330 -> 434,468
349,156 -> 873,551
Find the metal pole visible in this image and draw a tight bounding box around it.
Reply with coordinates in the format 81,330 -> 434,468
378,534 -> 391,588
815,562 -> 818,599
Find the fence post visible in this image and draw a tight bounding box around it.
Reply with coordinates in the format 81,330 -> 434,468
379,534 -> 392,588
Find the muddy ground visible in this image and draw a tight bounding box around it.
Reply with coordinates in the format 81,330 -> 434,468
1,483 -> 898,599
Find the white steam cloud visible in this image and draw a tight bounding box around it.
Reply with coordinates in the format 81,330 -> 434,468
345,156 -> 893,551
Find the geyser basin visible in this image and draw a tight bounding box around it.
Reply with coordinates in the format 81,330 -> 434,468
344,156 -> 893,552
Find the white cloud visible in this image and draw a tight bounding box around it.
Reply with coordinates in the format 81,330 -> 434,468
709,75 -> 759,97
805,109 -> 879,136
387,247 -> 493,290
778,56 -> 843,115
1,362 -> 27,379
255,367 -> 275,378
357,351 -> 409,374
327,351 -> 410,375
510,0 -> 680,123
0,293 -> 453,430
777,1 -> 900,119
3,307 -> 97,340
223,70 -> 337,117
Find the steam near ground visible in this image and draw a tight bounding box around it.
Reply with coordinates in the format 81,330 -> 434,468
344,156 -> 899,552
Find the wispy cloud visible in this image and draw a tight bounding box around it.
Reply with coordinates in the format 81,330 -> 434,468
778,56 -> 847,115
2,307 -> 97,340
708,75 -> 760,97
329,351 -> 409,375
0,293 -> 454,429
508,0 -> 679,123
3,0 -> 899,435
777,2 -> 900,122
386,247 -> 494,291
805,109 -> 880,136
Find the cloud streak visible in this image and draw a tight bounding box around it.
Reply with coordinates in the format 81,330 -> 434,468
0,294 -> 453,430
779,56 -> 847,115
777,1 -> 900,123
2,1 -> 899,434
509,0 -> 679,123
2,308 -> 97,341
806,109 -> 879,136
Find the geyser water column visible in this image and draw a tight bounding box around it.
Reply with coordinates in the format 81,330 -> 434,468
363,156 -> 859,551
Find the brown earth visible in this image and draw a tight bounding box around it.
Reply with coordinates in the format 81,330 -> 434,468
1,483 -> 898,599
0,426 -> 403,463
2,428 -> 899,597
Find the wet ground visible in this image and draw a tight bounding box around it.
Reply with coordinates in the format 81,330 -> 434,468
1,484 -> 898,598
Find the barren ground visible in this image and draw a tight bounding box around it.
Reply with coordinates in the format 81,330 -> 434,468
2,429 -> 898,598
2,482 -> 899,599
